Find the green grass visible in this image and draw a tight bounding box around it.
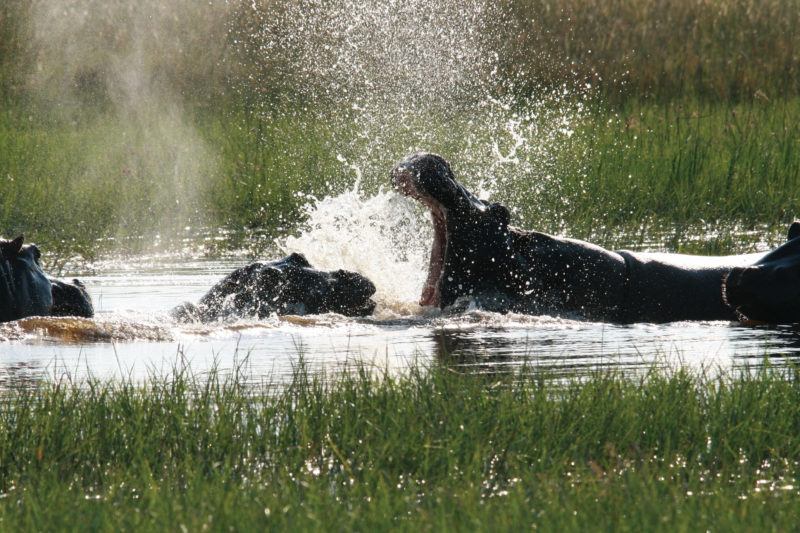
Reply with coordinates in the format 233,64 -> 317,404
3,95 -> 799,260
2,0 -> 799,260
0,360 -> 799,531
557,97 -> 800,252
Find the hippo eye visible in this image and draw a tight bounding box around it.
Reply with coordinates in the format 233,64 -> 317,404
33,248 -> 41,264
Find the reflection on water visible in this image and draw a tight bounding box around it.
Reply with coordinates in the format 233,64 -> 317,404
2,257 -> 800,389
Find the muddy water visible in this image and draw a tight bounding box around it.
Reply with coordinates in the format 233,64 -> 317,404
2,255 -> 800,389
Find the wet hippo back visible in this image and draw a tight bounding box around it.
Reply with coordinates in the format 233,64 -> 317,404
618,251 -> 762,323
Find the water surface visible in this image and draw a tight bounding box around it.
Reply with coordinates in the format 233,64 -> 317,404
2,255 -> 799,389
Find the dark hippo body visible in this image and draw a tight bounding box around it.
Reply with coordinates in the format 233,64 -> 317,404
173,253 -> 376,322
0,235 -> 94,322
391,153 -> 769,323
723,222 -> 800,323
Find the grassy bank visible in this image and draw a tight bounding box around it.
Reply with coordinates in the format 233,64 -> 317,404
0,362 -> 799,530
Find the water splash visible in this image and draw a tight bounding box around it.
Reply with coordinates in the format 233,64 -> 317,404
239,0 -> 494,107
281,189 -> 431,316
235,0 -> 591,208
243,0 -> 591,308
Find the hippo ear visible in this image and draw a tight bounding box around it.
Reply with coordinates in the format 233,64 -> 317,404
286,252 -> 312,268
788,221 -> 800,241
488,203 -> 510,227
1,234 -> 24,260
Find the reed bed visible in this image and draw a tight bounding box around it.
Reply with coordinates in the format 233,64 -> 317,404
2,0 -> 798,257
500,0 -> 800,104
3,96 -> 799,259
0,361 -> 798,530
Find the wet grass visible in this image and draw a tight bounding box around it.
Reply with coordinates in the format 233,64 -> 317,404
2,0 -> 799,259
557,97 -> 800,252
2,95 -> 799,261
0,360 -> 799,530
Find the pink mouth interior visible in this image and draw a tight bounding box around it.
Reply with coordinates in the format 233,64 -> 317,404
392,168 -> 446,307
420,205 -> 445,307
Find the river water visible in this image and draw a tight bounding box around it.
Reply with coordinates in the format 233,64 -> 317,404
2,251 -> 800,389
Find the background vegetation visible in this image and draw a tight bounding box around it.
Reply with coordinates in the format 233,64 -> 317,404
1,0 -> 798,259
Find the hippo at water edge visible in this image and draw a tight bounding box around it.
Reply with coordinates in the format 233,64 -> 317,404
0,234 -> 94,322
49,278 -> 94,318
172,253 -> 376,322
722,222 -> 800,324
390,152 -> 789,323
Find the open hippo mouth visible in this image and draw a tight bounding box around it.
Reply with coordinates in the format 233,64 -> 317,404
390,153 -> 520,309
391,155 -> 449,306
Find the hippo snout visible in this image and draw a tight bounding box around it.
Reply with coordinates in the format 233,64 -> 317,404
332,269 -> 375,297
391,165 -> 419,199
325,270 -> 377,316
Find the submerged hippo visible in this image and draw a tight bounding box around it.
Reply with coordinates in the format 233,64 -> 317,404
390,153 -> 784,323
0,235 -> 94,322
172,253 -> 376,322
722,222 -> 800,323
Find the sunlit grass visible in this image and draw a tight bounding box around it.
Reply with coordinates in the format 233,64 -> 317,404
3,95 -> 799,261
559,97 -> 800,251
0,360 -> 798,530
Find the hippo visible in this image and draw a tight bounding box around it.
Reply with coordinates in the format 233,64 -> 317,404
0,234 -> 94,322
722,222 -> 800,323
50,278 -> 94,318
390,153 -> 783,323
172,253 -> 376,322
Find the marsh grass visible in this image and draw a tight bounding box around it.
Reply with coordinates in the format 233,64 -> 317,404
2,1 -> 799,259
0,359 -> 798,530
4,95 -> 798,260
499,0 -> 800,104
558,97 -> 800,251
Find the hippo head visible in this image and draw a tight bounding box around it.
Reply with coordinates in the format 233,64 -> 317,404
723,222 -> 800,323
50,278 -> 94,318
391,153 -> 533,309
0,234 -> 53,322
274,253 -> 377,316
192,253 -> 376,321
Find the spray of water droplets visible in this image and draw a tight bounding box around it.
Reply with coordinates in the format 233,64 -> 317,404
240,0 -> 593,310
281,189 -> 431,315
233,0 -> 593,309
